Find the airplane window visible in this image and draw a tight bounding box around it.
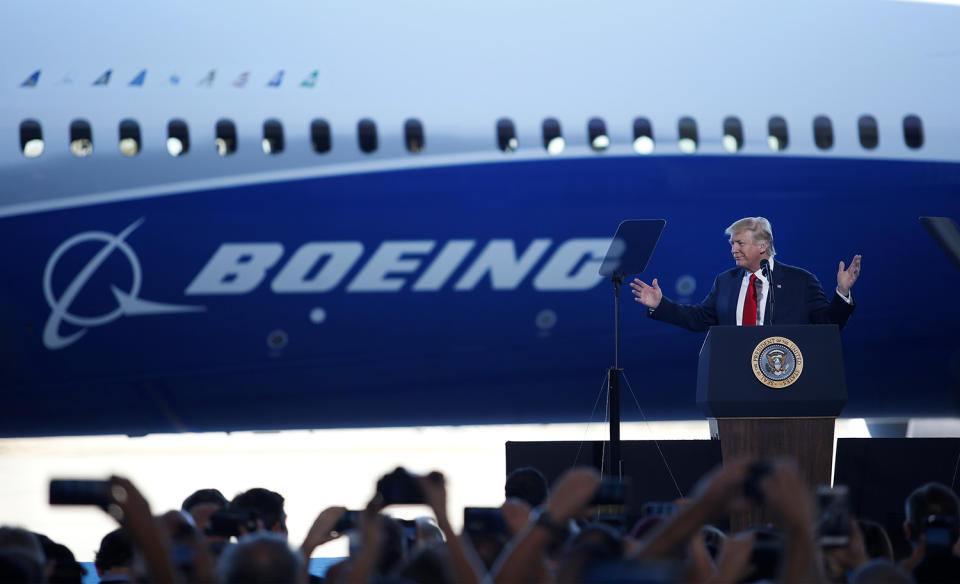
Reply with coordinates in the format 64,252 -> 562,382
405,118 -> 425,153
858,115 -> 878,150
903,115 -> 923,149
262,119 -> 284,155
588,118 -> 609,152
69,120 -> 93,158
542,118 -> 564,154
19,120 -> 44,158
722,117 -> 743,153
358,118 -> 378,153
813,115 -> 833,150
678,117 -> 698,153
632,117 -> 654,154
768,116 -> 788,151
167,119 -> 189,157
215,119 -> 238,156
118,119 -> 141,157
496,118 -> 518,152
311,119 -> 332,153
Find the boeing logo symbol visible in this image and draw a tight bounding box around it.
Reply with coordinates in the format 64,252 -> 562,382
43,219 -> 205,350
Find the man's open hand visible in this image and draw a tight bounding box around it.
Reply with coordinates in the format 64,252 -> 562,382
837,254 -> 862,296
631,278 -> 663,309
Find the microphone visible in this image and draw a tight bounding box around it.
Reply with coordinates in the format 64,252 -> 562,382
760,259 -> 774,325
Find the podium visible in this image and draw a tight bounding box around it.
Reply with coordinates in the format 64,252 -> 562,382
697,325 -> 847,529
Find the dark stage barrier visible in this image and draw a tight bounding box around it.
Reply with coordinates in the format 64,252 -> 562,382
835,437 -> 960,560
505,439 -> 722,508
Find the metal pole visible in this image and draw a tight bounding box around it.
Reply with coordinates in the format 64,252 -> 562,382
607,272 -> 624,479
607,366 -> 622,478
614,273 -> 621,368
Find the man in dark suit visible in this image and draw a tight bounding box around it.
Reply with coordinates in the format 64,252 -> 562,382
630,217 -> 861,331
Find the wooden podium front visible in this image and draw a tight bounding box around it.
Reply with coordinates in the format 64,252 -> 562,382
698,326 -> 847,531
711,417 -> 836,529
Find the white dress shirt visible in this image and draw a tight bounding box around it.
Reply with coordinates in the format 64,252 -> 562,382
736,259 -> 771,326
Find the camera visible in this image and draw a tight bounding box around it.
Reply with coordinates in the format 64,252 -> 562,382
49,479 -> 111,508
742,461 -> 773,504
205,509 -> 259,538
591,478 -> 631,508
745,527 -> 783,583
817,485 -> 851,547
590,478 -> 632,533
463,507 -> 507,538
377,467 -> 436,505
640,501 -> 677,519
332,510 -> 360,535
923,515 -> 958,555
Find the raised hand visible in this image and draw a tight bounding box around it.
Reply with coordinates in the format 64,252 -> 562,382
346,494 -> 387,584
759,460 -> 814,532
711,531 -> 756,584
417,471 -> 486,584
416,471 -> 449,525
635,458 -> 754,561
186,502 -> 220,536
501,499 -> 532,536
107,476 -> 176,584
492,468 -> 599,584
758,460 -> 824,584
301,506 -> 347,555
837,254 -> 862,296
690,457 -> 754,519
630,277 -> 663,309
824,519 -> 868,579
545,467 -> 601,522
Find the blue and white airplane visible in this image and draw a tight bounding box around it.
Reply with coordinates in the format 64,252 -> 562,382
1,0 -> 958,437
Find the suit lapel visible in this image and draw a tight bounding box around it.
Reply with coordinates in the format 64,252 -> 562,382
725,269 -> 743,325
767,263 -> 792,322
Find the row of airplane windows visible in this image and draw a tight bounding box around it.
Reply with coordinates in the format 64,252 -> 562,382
16,115 -> 925,159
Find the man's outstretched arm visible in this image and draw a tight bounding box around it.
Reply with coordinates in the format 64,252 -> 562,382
805,256 -> 860,329
632,276 -> 720,332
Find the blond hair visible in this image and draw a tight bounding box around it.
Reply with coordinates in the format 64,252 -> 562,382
725,217 -> 776,257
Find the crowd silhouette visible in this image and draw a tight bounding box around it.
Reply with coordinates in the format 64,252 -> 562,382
2,457 -> 959,583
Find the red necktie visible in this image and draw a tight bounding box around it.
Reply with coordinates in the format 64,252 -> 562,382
743,274 -> 757,326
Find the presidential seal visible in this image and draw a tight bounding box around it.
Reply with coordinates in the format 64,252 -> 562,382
751,336 -> 803,389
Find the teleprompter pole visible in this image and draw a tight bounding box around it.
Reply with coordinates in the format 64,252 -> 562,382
597,220 -> 666,480
607,272 -> 624,479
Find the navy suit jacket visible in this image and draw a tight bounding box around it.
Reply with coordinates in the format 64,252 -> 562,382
649,261 -> 854,332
